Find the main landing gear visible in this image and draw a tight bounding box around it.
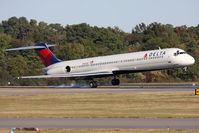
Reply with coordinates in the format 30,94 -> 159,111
88,78 -> 120,88
111,78 -> 120,86
89,81 -> 98,88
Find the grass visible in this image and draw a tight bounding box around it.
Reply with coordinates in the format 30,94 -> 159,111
1,129 -> 199,133
0,92 -> 199,118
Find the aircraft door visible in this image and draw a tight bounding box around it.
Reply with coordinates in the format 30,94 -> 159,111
167,55 -> 172,64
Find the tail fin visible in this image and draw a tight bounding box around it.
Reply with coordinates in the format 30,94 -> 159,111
4,43 -> 61,67
34,43 -> 61,67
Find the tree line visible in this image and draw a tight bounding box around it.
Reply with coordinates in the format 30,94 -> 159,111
0,17 -> 198,85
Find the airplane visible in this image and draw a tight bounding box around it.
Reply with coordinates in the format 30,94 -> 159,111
4,43 -> 195,88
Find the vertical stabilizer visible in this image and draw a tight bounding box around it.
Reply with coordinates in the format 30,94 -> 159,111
35,43 -> 61,67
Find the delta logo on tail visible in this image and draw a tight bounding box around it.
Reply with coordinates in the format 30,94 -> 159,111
35,43 -> 61,67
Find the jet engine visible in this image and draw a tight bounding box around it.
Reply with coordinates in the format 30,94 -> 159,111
46,66 -> 72,75
65,66 -> 71,72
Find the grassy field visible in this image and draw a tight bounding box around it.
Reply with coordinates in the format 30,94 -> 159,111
0,91 -> 199,118
1,129 -> 199,133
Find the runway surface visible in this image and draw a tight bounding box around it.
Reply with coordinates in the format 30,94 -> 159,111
0,87 -> 197,129
0,118 -> 199,129
0,87 -> 195,96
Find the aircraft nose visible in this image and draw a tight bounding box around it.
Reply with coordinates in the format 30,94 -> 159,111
185,55 -> 195,66
189,56 -> 195,65
177,54 -> 195,66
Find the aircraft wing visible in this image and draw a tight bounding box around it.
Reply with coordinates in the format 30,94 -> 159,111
20,70 -> 113,79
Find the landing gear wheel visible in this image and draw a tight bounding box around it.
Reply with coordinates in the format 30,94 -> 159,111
111,79 -> 120,86
89,81 -> 98,88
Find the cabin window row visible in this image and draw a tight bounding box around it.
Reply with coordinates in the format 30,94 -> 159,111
72,56 -> 164,68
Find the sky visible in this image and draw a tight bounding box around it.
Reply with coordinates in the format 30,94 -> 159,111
0,0 -> 199,33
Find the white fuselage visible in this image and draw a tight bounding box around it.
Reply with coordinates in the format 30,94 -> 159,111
43,48 -> 195,75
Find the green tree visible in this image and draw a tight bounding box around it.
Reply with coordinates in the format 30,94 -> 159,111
7,55 -> 28,77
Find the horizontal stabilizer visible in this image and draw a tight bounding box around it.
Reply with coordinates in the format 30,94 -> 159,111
4,43 -> 60,67
4,44 -> 56,51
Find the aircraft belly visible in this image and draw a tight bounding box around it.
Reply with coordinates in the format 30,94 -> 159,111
119,61 -> 170,72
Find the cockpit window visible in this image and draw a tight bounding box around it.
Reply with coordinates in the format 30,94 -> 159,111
179,52 -> 186,54
177,50 -> 179,55
174,50 -> 186,56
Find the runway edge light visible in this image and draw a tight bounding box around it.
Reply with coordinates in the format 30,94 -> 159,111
195,89 -> 199,95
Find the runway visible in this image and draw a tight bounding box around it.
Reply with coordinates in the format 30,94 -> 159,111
0,87 -> 195,96
0,118 -> 199,129
0,86 -> 198,129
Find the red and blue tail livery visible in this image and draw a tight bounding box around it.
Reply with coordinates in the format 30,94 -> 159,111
35,43 -> 61,67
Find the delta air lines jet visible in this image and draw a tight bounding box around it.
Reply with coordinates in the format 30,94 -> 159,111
4,43 -> 195,88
